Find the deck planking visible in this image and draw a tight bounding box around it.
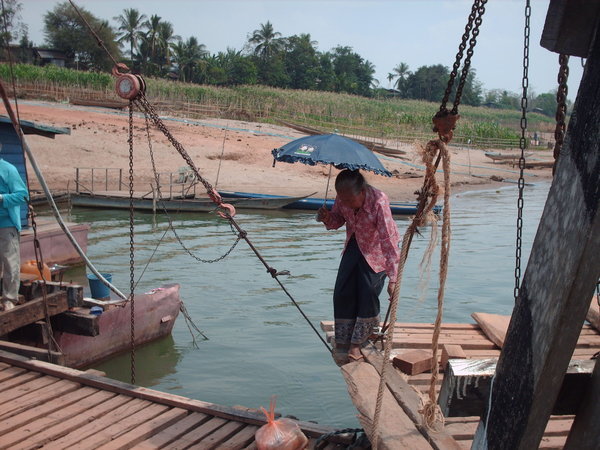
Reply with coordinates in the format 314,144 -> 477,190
321,317 -> 600,449
0,350 -> 354,449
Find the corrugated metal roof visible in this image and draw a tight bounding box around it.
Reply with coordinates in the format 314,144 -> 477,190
0,116 -> 71,136
35,49 -> 67,60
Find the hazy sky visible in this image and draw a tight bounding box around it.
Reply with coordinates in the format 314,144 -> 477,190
21,0 -> 585,97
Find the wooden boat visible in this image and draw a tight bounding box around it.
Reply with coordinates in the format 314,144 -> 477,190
219,190 -> 442,215
20,217 -> 89,266
69,97 -> 128,109
0,281 -> 182,369
484,151 -> 532,162
56,283 -> 182,368
70,190 -> 313,212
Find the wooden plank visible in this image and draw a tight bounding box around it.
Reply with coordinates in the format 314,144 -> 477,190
564,358 -> 600,449
441,345 -> 467,372
0,379 -> 79,420
73,403 -> 172,449
218,425 -> 260,449
0,366 -> 27,383
0,350 -> 338,439
0,340 -> 64,365
325,332 -> 498,350
135,411 -> 211,449
42,397 -> 152,449
167,417 -> 229,448
587,295 -> 600,331
393,350 -> 434,375
440,359 -> 595,417
94,407 -> 189,449
200,420 -> 249,449
471,313 -> 510,348
0,291 -> 68,336
320,320 -> 480,332
340,358 -> 434,449
473,24 -> 600,449
50,309 -> 99,336
0,374 -> 58,405
362,344 -> 461,450
0,386 -> 98,435
444,421 -> 477,440
2,390 -> 120,449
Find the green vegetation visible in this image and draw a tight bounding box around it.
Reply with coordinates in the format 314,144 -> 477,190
0,63 -> 555,146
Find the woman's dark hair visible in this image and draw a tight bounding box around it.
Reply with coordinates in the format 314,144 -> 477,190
335,169 -> 367,195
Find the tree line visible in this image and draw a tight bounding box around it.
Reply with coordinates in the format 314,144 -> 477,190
2,0 -> 563,116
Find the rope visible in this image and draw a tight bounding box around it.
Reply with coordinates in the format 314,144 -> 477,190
553,54 -> 569,175
214,128 -> 228,188
371,140 -> 446,449
420,141 -> 451,430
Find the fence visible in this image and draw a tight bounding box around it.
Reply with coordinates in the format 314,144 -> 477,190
15,81 -> 546,150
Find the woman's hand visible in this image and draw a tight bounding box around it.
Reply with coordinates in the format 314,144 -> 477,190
316,206 -> 329,223
387,281 -> 396,299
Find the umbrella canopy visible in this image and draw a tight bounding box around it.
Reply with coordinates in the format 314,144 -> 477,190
272,134 -> 392,177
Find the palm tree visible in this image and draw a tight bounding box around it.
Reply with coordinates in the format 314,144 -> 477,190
144,14 -> 162,63
392,62 -> 410,95
387,72 -> 395,88
248,21 -> 284,60
157,21 -> 180,71
171,36 -> 208,82
113,8 -> 147,66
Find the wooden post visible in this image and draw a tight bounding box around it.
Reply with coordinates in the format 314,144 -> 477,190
473,13 -> 600,450
75,167 -> 79,193
564,359 -> 600,448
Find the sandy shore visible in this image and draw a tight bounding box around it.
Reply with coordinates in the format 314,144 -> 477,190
17,100 -> 553,202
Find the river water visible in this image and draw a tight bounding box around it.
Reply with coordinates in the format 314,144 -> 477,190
60,181 -> 549,429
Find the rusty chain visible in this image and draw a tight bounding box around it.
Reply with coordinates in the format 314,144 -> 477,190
439,0 -> 487,115
128,102 -> 136,385
132,92 -> 331,352
553,54 -> 569,175
514,0 -> 531,303
142,114 -> 243,264
453,0 -> 487,114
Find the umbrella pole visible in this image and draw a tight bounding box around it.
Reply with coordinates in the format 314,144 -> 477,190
323,164 -> 333,205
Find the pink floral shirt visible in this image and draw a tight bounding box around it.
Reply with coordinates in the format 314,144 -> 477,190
323,186 -> 400,281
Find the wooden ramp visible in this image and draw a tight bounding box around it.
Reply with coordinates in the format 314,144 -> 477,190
321,315 -> 600,449
0,350 -> 353,449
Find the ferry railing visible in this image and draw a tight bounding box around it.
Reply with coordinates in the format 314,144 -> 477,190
74,167 -> 197,199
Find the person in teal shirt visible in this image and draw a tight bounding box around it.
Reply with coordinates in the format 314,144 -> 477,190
0,144 -> 29,311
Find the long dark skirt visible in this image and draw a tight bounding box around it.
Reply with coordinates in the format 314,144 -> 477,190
333,235 -> 386,347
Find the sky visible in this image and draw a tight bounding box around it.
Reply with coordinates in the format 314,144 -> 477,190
21,0 -> 584,98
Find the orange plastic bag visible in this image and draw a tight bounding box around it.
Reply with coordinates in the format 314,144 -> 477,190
255,396 -> 308,450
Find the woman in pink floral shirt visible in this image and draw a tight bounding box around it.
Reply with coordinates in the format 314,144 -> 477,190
317,169 -> 400,362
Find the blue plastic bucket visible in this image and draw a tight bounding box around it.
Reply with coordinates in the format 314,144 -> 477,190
87,273 -> 112,299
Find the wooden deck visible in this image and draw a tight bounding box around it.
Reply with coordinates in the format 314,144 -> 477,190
321,313 -> 600,449
0,350 -> 353,449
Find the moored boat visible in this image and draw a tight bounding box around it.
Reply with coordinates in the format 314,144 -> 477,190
70,190 -> 314,212
219,190 -> 442,215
